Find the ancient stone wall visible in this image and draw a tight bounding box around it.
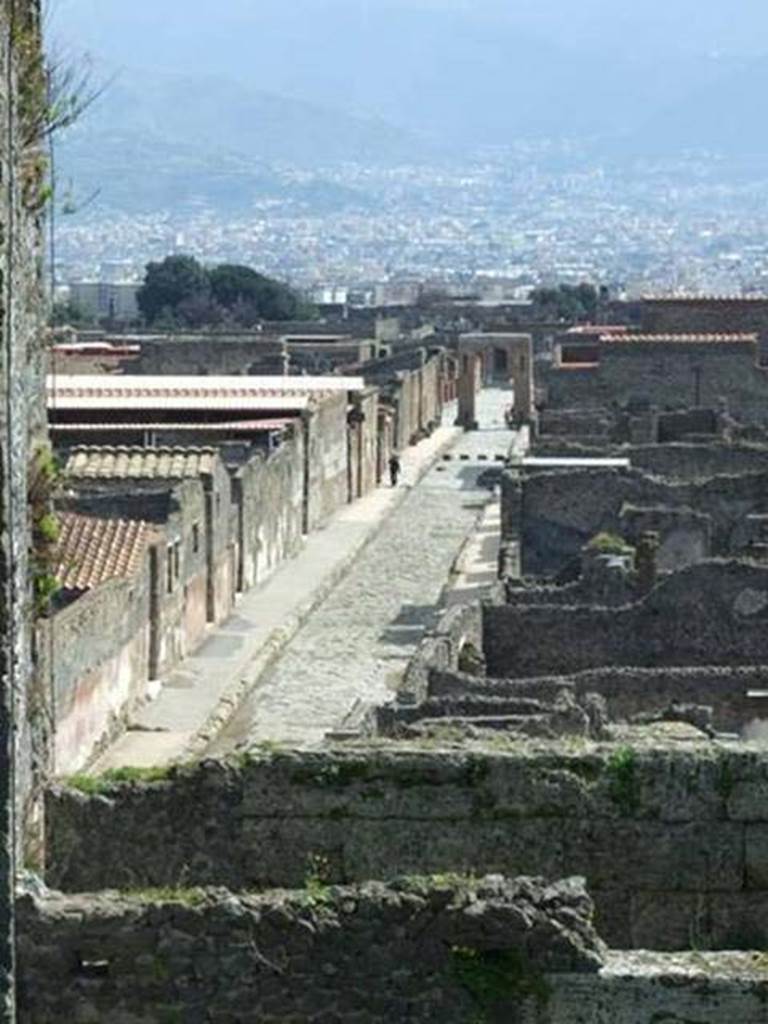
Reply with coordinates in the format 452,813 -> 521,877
126,335 -> 287,376
530,441 -> 768,482
0,0 -> 50,855
16,876 -> 605,1024
347,388 -> 379,499
400,602 -> 483,702
35,576 -> 151,776
306,393 -> 349,530
427,665 -> 768,735
483,560 -> 768,679
14,878 -> 768,1022
511,465 -> 768,576
641,297 -> 768,343
542,342 -> 768,424
43,743 -> 768,949
233,434 -> 305,591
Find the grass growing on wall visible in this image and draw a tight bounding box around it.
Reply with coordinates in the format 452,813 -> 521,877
66,764 -> 176,794
606,746 -> 641,816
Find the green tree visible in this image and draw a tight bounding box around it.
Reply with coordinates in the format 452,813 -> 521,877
49,300 -> 93,327
210,263 -> 308,323
530,283 -> 599,322
137,254 -> 211,326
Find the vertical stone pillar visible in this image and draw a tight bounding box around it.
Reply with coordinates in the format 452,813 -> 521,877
508,335 -> 534,422
456,353 -> 479,429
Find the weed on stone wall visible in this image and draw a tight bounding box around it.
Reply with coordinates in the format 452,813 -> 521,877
451,946 -> 551,1023
606,746 -> 641,816
301,853 -> 333,908
124,887 -> 207,908
28,445 -> 61,617
715,753 -> 737,802
66,764 -> 177,794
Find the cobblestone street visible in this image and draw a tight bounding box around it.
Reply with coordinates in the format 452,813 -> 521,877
209,389 -> 515,751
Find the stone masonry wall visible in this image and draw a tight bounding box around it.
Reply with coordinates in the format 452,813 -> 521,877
542,342 -> 768,424
510,465 -> 768,576
17,875 -> 606,1024
483,560 -> 768,679
35,576 -> 151,776
530,441 -> 768,482
234,434 -> 305,592
427,665 -> 768,735
126,335 -> 287,376
43,743 -> 768,949
306,393 -> 349,530
1,0 -> 50,855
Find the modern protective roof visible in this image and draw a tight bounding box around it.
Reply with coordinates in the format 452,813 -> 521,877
46,374 -> 364,412
50,418 -> 297,434
641,295 -> 768,303
600,333 -> 757,345
54,512 -> 150,591
64,447 -> 219,481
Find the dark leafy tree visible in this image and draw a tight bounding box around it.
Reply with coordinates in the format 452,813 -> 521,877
530,283 -> 600,322
137,255 -> 211,325
138,256 -> 314,327
49,300 -> 93,327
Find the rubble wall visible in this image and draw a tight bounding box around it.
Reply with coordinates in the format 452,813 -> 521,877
427,664 -> 768,734
483,561 -> 768,679
44,745 -> 768,949
16,880 -> 767,1024
234,434 -> 305,591
16,876 -> 604,1023
512,465 -> 768,575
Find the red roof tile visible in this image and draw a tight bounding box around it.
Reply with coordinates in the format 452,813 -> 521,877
54,512 -> 150,591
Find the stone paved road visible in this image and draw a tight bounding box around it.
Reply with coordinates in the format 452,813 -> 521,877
208,389 -> 516,751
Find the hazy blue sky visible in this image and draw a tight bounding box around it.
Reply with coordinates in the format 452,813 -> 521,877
45,0 -> 768,156
48,0 -> 768,61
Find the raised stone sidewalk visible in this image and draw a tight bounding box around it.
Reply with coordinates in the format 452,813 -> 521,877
91,421 -> 462,772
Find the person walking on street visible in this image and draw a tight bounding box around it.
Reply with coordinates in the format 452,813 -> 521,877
388,452 -> 401,487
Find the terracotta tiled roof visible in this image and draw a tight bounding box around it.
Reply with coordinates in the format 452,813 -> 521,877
600,333 -> 757,344
54,512 -> 150,591
64,447 -> 218,481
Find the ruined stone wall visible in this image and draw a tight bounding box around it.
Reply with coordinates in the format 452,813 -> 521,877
511,465 -> 768,576
234,433 -> 304,591
306,393 -> 349,530
0,0 -> 50,852
14,879 -> 768,1022
427,665 -> 768,735
400,601 -> 483,702
531,441 -> 768,482
16,876 -> 607,1024
641,297 -> 768,341
126,335 -> 287,376
43,743 -> 768,949
35,575 -> 152,775
483,560 -> 768,679
542,342 -> 768,424
347,388 -> 379,499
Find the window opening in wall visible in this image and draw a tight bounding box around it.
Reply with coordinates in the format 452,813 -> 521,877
192,522 -> 200,554
173,539 -> 181,581
166,544 -> 174,594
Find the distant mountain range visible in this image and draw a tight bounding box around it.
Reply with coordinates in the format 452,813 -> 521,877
55,72 -> 433,214
49,0 -> 768,215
